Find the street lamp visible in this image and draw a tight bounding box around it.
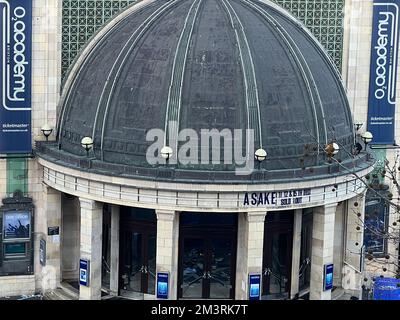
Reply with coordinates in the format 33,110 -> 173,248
325,142 -> 339,158
81,136 -> 94,157
160,146 -> 173,164
254,148 -> 267,170
41,124 -> 53,141
361,131 -> 373,150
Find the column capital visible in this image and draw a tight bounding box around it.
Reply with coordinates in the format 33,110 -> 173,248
156,209 -> 177,221
42,183 -> 61,195
246,211 -> 267,223
79,197 -> 102,210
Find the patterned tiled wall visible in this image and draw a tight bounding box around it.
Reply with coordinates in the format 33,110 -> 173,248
61,0 -> 344,80
61,0 -> 136,80
271,0 -> 344,71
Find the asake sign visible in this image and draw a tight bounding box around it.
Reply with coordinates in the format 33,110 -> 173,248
367,0 -> 400,145
0,0 -> 32,153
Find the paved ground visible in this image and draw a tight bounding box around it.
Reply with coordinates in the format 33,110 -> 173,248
0,294 -> 43,300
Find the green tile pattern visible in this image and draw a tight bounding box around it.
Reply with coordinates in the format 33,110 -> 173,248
61,0 -> 344,81
271,0 -> 344,71
6,158 -> 28,196
62,0 -> 137,80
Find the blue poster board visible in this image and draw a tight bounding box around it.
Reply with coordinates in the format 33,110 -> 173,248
0,0 -> 32,153
249,274 -> 261,300
79,259 -> 90,287
156,272 -> 169,299
367,0 -> 400,144
324,264 -> 334,291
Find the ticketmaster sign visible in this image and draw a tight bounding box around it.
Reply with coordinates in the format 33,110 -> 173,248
0,0 -> 32,153
367,0 -> 400,145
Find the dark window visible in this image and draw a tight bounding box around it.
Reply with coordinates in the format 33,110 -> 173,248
4,243 -> 26,256
120,207 -> 156,223
181,212 -> 237,227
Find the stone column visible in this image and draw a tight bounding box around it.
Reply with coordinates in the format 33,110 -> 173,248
110,205 -> 120,296
79,198 -> 103,300
310,203 -> 337,300
290,209 -> 302,299
342,194 -> 365,295
156,210 -> 179,300
235,211 -> 266,300
41,185 -> 62,292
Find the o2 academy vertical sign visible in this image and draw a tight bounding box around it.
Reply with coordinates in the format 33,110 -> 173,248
367,0 -> 400,145
0,0 -> 32,153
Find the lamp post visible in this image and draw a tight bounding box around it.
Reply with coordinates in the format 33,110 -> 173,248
81,136 -> 94,157
254,148 -> 267,170
361,131 -> 373,151
41,124 -> 53,141
160,146 -> 173,165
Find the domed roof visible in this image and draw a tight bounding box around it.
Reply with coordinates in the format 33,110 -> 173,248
53,0 -> 359,182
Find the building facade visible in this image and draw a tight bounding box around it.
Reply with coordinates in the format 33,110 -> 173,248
0,0 -> 398,300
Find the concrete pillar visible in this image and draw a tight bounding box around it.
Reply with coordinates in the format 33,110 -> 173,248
41,185 -> 62,292
342,194 -> 365,295
156,210 -> 179,300
110,205 -> 120,296
310,203 -> 337,300
235,211 -> 266,300
290,209 -> 302,299
79,198 -> 103,300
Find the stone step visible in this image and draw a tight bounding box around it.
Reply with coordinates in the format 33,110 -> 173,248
58,282 -> 79,299
332,287 -> 345,300
44,288 -> 76,300
44,282 -> 79,300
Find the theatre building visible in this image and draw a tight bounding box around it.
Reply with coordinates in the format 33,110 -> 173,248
0,0 -> 399,300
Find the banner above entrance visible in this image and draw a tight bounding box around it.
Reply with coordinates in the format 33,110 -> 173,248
367,0 -> 400,145
0,0 -> 32,153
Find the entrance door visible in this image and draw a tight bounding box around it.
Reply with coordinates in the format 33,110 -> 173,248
178,212 -> 237,299
119,207 -> 157,296
179,236 -> 235,299
121,230 -> 156,295
262,212 -> 293,299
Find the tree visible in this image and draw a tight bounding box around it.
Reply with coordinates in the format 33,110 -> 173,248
301,128 -> 400,296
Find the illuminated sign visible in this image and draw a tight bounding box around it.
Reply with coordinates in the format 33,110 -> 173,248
0,0 -> 32,153
157,272 -> 169,299
367,0 -> 400,144
249,274 -> 261,300
79,259 -> 90,287
324,264 -> 334,291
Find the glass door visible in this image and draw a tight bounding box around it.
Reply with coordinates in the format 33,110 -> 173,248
121,231 -> 143,293
120,230 -> 157,295
262,212 -> 293,300
178,212 -> 237,300
145,232 -> 157,295
263,231 -> 292,298
179,237 -> 235,299
180,238 -> 206,299
209,238 -> 234,299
